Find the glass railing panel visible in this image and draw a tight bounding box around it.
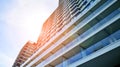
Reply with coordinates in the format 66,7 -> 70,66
85,44 -> 96,55
110,30 -> 120,41
79,8 -> 120,39
56,30 -> 120,67
68,52 -> 82,64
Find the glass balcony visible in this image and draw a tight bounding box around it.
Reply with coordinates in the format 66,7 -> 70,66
56,30 -> 120,67
37,7 -> 120,67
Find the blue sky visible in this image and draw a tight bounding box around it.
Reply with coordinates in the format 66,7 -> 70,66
0,0 -> 58,66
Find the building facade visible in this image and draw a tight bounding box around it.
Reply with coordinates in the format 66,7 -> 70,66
17,0 -> 120,67
13,41 -> 37,67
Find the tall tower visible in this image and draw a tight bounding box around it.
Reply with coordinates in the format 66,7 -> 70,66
14,0 -> 120,67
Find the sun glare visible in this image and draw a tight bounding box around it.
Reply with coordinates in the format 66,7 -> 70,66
4,0 -> 55,42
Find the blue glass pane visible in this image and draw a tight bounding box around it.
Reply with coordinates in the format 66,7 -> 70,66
86,45 -> 95,55
101,37 -> 110,46
68,52 -> 82,64
111,30 -> 120,40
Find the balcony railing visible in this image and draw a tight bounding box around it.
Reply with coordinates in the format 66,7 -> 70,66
56,30 -> 120,67
37,6 -> 120,67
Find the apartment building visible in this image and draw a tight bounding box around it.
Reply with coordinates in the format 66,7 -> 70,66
17,0 -> 120,67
